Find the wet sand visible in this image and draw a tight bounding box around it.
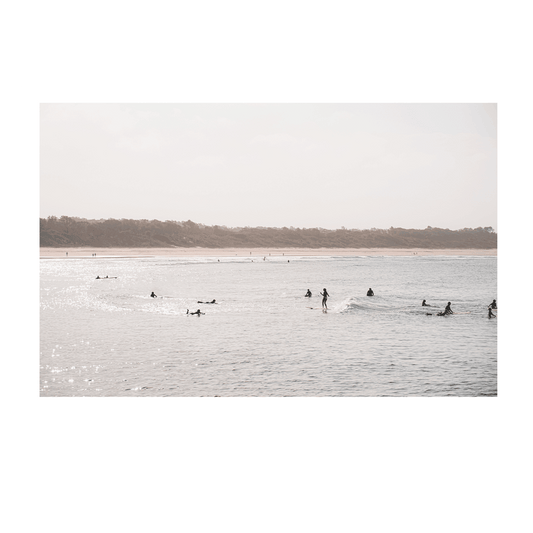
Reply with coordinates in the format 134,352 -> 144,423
40,247 -> 497,258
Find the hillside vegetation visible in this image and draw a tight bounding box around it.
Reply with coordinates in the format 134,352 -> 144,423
40,217 -> 497,249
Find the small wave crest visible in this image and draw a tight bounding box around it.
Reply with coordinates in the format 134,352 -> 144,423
337,295 -> 414,314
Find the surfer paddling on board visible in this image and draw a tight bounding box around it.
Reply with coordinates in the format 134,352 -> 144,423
305,289 -> 312,298
320,288 -> 330,310
197,299 -> 217,304
187,309 -> 204,316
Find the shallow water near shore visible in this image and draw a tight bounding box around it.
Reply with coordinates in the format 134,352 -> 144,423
40,254 -> 497,396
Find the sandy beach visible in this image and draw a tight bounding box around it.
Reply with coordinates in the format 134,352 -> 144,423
40,247 -> 497,258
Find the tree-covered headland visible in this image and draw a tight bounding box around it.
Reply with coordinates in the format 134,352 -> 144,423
40,217 -> 497,249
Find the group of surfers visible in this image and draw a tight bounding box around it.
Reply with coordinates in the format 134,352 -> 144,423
150,291 -> 217,316
306,288 -> 497,317
422,298 -> 497,317
150,288 -> 497,318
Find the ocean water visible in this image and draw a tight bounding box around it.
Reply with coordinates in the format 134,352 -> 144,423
40,254 -> 497,396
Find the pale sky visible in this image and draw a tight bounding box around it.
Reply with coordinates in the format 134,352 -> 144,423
40,103 -> 496,230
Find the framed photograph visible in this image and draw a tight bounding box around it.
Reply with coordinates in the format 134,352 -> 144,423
19,84 -> 517,418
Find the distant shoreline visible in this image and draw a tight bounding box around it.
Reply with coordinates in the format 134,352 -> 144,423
40,247 -> 497,258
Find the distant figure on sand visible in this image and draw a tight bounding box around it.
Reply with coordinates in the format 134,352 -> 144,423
488,299 -> 497,309
320,288 -> 330,310
367,288 -> 374,296
150,292 -> 157,298
488,308 -> 496,319
305,289 -> 312,298
187,309 -> 204,316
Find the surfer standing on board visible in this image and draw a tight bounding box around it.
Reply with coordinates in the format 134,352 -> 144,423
320,288 -> 330,310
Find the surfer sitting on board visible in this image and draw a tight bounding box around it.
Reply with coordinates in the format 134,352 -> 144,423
187,309 -> 204,316
367,288 -> 374,296
305,289 -> 312,298
150,292 -> 157,298
320,288 -> 330,310
488,299 -> 497,309
422,299 -> 430,306
437,302 -> 453,316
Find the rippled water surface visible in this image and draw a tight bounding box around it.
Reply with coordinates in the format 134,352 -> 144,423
40,254 -> 497,396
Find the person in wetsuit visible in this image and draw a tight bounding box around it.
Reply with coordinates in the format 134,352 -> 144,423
305,289 -> 312,298
488,299 -> 497,309
197,299 -> 216,304
150,292 -> 157,298
444,302 -> 453,314
422,299 -> 429,306
488,307 -> 496,318
437,302 -> 453,316
187,309 -> 204,316
367,288 -> 374,296
320,288 -> 330,310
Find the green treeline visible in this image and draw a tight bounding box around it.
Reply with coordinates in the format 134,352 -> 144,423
40,217 -> 497,248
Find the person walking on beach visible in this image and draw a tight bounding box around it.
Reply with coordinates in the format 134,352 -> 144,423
320,288 -> 330,310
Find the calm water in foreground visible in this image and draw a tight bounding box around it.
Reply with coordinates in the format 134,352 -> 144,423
40,254 -> 497,396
